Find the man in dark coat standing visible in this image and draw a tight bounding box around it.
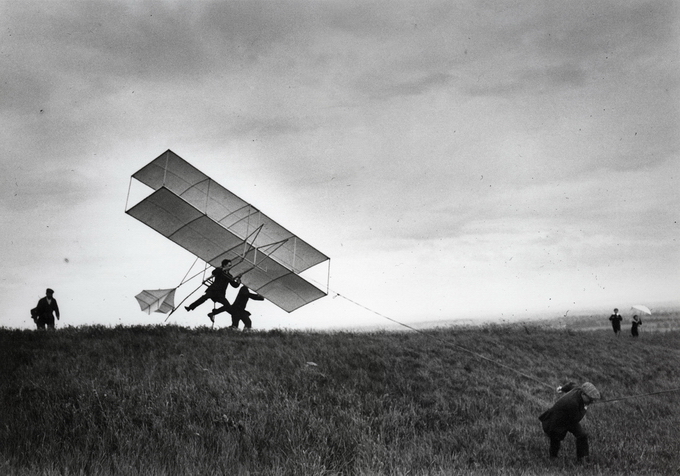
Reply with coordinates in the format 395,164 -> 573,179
210,285 -> 264,330
185,259 -> 240,323
34,288 -> 60,330
609,308 -> 623,336
538,382 -> 601,462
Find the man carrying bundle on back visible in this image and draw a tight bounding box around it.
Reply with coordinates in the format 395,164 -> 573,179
32,288 -> 60,330
538,382 -> 601,463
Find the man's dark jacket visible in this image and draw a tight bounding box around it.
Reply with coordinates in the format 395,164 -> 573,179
538,385 -> 588,438
35,297 -> 60,323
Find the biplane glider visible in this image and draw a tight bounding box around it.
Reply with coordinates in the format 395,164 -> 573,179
125,150 -> 330,313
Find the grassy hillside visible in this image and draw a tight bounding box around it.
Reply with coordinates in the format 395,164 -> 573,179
1,323 -> 679,475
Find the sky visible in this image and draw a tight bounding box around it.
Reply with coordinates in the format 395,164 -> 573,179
1,0 -> 678,331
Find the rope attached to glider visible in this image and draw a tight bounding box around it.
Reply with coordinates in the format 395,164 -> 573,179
329,290 -> 680,402
331,291 -> 554,390
594,387 -> 680,405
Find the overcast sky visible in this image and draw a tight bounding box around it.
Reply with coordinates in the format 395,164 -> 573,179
2,0 -> 678,331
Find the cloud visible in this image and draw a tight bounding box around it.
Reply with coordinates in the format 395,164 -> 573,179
231,117 -> 303,137
358,71 -> 455,100
466,62 -> 587,97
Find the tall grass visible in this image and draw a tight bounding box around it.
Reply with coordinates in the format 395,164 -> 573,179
1,323 -> 679,475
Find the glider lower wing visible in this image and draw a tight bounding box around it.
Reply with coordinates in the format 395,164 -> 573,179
126,150 -> 329,312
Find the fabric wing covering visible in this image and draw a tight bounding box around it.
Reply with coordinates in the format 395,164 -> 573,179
135,289 -> 176,314
126,150 -> 329,312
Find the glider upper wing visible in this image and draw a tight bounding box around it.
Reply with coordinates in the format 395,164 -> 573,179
126,150 -> 329,312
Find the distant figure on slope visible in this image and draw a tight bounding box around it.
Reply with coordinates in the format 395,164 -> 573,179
608,308 -> 623,336
33,288 -> 60,330
631,315 -> 642,337
185,259 -> 240,323
538,382 -> 600,462
210,285 -> 264,330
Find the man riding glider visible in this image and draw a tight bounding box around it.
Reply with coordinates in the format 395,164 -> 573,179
185,259 -> 240,322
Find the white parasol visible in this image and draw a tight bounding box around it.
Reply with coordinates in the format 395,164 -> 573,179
631,304 -> 652,315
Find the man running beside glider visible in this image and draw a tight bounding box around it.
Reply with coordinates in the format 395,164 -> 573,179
210,285 -> 264,330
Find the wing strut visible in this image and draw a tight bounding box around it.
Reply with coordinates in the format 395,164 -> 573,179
166,226 -> 269,319
235,238 -> 290,281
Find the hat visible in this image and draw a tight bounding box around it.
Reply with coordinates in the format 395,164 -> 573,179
46,288 -> 54,294
581,382 -> 600,400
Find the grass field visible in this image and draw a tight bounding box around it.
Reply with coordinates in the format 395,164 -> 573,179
1,320 -> 679,475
